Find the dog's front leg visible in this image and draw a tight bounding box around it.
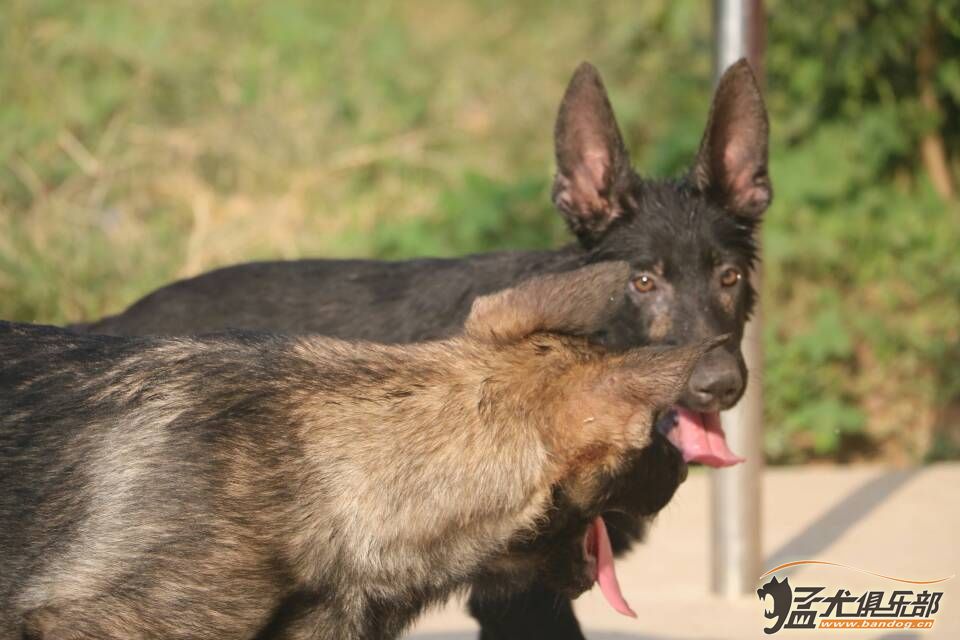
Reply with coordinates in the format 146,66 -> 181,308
468,581 -> 585,640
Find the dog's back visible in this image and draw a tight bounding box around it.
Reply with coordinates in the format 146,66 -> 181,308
0,324 -> 111,608
79,250 -> 577,340
0,324 -> 155,566
0,323 -> 301,634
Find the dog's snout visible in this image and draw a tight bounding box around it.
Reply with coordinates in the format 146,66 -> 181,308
692,370 -> 741,406
683,350 -> 744,411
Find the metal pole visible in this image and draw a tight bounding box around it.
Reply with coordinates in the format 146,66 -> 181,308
711,0 -> 765,598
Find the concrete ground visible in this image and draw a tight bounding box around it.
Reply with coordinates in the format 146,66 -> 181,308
407,463 -> 960,640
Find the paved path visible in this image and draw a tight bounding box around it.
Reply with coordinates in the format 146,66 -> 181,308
407,463 -> 960,639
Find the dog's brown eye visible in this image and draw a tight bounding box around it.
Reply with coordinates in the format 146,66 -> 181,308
633,274 -> 656,293
720,267 -> 742,287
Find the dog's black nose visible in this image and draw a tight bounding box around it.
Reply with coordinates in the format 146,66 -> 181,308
690,371 -> 743,408
685,357 -> 743,411
692,371 -> 741,406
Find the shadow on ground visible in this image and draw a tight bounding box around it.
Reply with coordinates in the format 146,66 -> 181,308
765,468 -> 918,568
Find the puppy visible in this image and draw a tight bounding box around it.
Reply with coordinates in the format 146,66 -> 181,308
0,263 -> 716,640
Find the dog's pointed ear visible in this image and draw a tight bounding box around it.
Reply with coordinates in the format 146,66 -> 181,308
465,262 -> 630,343
692,59 -> 772,218
608,335 -> 729,413
552,62 -> 633,243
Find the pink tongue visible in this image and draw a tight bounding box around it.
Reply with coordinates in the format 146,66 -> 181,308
666,409 -> 744,467
591,516 -> 637,618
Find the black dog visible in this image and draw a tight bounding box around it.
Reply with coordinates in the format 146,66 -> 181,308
77,59 -> 772,638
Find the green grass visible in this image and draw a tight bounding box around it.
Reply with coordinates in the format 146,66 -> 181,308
2,0 -> 958,462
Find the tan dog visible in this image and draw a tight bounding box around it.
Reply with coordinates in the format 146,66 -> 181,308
0,263 -> 717,640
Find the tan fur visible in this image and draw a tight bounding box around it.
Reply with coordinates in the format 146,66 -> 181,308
1,263 -> 714,639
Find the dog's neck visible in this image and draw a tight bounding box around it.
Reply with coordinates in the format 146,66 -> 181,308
278,337 -> 560,590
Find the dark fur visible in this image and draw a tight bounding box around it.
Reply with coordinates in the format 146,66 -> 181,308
0,265 -> 719,640
74,60 -> 772,638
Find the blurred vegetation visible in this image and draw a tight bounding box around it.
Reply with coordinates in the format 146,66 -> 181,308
1,0 -> 958,463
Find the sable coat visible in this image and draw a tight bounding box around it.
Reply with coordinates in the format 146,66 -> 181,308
0,264 -> 712,640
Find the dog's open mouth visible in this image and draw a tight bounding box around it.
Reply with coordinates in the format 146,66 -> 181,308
583,515 -> 637,618
579,410 -> 741,618
657,408 -> 744,468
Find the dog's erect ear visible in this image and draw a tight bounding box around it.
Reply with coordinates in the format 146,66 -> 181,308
465,262 -> 630,343
608,335 -> 730,414
552,62 -> 633,243
692,59 -> 772,218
